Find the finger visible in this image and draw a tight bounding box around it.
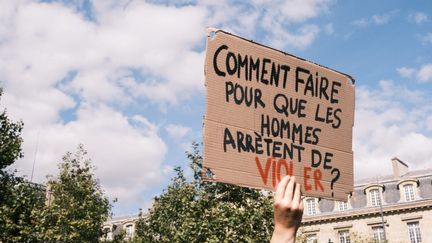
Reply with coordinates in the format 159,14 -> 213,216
284,176 -> 296,203
291,183 -> 301,208
275,175 -> 291,203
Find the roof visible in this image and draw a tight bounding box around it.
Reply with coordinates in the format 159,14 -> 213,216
354,168 -> 432,187
106,214 -> 139,224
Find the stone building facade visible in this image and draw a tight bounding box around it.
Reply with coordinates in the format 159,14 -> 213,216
300,158 -> 432,243
102,214 -> 139,241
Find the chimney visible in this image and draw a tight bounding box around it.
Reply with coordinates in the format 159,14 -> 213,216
392,157 -> 408,178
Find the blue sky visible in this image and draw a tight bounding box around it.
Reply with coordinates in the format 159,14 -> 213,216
1,0 -> 432,215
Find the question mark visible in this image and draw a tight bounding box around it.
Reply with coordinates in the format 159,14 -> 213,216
331,168 -> 340,198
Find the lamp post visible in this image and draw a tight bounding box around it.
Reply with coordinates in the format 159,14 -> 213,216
379,193 -> 387,241
377,178 -> 387,242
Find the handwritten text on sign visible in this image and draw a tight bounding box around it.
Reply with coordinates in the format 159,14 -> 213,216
203,30 -> 355,201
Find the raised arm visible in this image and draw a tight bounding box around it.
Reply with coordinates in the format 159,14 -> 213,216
271,176 -> 304,243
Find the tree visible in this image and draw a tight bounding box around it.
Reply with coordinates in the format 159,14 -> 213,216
1,88 -> 112,242
0,87 -> 44,243
35,145 -> 112,243
0,178 -> 46,242
134,142 -> 274,242
0,87 -> 24,172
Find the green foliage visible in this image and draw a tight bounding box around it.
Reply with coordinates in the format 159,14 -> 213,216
112,230 -> 127,243
0,88 -> 112,242
134,142 -> 274,242
0,87 -> 26,222
0,88 -> 24,172
1,145 -> 112,243
101,229 -> 127,243
0,178 -> 46,242
0,88 -> 42,243
36,145 -> 112,243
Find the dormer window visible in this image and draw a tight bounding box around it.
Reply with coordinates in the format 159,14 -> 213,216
370,189 -> 381,207
403,184 -> 415,202
397,179 -> 419,202
337,201 -> 348,211
335,195 -> 351,212
364,184 -> 384,207
305,198 -> 318,215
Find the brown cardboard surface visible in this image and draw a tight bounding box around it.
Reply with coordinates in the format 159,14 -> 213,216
203,29 -> 355,201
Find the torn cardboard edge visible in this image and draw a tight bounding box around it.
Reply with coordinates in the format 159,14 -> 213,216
206,28 -> 356,86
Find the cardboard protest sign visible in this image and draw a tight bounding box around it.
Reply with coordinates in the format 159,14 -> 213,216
203,29 -> 355,201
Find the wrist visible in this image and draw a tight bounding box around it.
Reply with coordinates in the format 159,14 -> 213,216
271,226 -> 297,243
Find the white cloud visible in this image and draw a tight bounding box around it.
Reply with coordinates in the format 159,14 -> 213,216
165,123 -> 197,152
396,67 -> 415,78
0,0 -> 205,209
250,0 -> 333,23
354,80 -> 432,180
266,24 -> 321,50
0,0 -> 336,212
417,64 -> 432,82
202,0 -> 333,50
395,63 -> 432,83
165,124 -> 191,140
277,0 -> 333,23
353,10 -> 398,27
162,165 -> 174,175
13,104 -> 167,204
0,1 -> 208,105
412,12 -> 428,24
372,13 -> 391,24
261,0 -> 332,49
418,32 -> 432,45
2,88 -> 75,126
352,18 -> 368,27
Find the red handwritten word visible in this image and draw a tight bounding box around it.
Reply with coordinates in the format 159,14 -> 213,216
255,156 -> 325,192
303,167 -> 324,192
255,156 -> 293,187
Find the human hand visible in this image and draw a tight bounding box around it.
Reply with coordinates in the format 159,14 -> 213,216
270,175 -> 304,243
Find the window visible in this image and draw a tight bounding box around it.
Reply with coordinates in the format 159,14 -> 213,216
338,230 -> 351,243
407,222 -> 422,243
370,189 -> 381,207
372,226 -> 385,243
305,199 -> 317,215
125,224 -> 134,238
337,201 -> 348,211
404,184 -> 415,202
306,234 -> 317,243
397,180 -> 418,203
